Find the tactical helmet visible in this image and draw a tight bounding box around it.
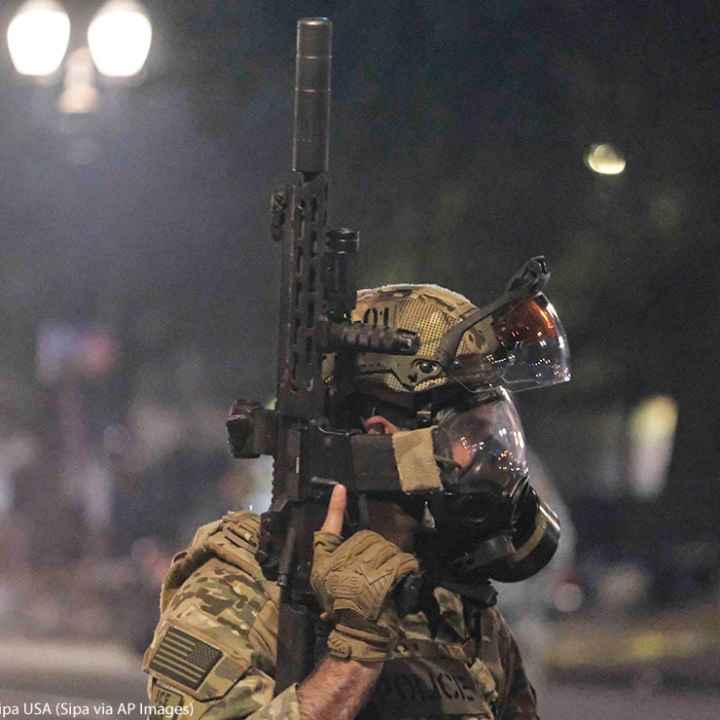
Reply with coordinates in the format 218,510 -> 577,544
350,275 -> 570,402
351,284 -> 486,397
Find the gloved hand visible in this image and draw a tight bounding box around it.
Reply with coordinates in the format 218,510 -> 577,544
311,485 -> 419,662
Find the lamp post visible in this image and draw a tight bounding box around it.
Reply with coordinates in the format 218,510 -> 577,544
7,0 -> 152,111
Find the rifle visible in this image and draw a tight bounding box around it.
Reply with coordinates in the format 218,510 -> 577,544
227,18 -> 419,694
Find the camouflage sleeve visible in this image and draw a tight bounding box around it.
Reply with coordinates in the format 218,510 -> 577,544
144,556 -> 301,720
478,607 -> 539,720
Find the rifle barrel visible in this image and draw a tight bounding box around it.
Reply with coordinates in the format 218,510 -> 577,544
292,18 -> 332,175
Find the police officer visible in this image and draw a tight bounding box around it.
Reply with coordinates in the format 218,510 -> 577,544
144,266 -> 571,720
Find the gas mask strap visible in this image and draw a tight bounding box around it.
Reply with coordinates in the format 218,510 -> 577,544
450,535 -> 517,575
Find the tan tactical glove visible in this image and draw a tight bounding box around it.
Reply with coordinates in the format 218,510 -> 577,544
311,528 -> 419,662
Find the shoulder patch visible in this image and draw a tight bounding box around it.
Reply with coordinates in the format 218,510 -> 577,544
149,626 -> 222,691
146,621 -> 253,702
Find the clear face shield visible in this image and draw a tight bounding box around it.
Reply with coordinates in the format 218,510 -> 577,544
429,388 -> 560,580
451,293 -> 571,392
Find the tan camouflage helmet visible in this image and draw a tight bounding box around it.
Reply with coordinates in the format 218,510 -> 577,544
350,284 -> 501,397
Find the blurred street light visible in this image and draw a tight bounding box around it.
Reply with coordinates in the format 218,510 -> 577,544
627,395 -> 678,500
87,0 -> 152,78
6,0 -> 152,114
7,0 -> 71,77
585,143 -> 626,175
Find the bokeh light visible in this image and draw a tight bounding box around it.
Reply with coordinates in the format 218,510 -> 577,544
627,394 -> 679,499
7,0 -> 71,77
87,0 -> 152,78
585,143 -> 627,175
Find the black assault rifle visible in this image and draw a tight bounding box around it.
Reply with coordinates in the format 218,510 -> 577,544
226,18 -> 419,694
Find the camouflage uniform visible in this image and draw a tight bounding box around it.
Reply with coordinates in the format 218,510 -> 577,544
144,512 -> 539,720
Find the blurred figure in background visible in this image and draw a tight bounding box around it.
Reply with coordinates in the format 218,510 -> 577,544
497,447 -> 576,695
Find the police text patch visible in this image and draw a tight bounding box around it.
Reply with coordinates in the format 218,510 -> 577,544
152,687 -> 183,720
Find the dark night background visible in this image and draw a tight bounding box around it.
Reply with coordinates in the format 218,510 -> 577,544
0,1 -> 718,706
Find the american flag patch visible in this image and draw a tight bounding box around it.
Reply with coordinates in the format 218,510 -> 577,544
149,627 -> 223,690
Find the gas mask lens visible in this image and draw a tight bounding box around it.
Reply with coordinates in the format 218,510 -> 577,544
431,390 -> 531,569
436,389 -> 528,495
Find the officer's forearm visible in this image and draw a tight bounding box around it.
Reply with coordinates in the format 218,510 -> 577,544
297,656 -> 382,720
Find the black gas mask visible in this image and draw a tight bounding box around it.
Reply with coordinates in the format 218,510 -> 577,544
428,389 -> 560,583
341,386 -> 560,584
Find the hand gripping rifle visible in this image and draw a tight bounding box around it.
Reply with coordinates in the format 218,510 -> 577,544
226,18 -> 419,694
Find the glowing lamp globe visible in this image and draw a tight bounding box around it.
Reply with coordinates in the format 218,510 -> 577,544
7,0 -> 71,77
88,0 -> 152,78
